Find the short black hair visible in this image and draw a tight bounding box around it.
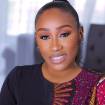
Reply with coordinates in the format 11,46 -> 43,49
35,0 -> 80,28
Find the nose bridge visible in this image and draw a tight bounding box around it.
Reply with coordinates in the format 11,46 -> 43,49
51,36 -> 62,51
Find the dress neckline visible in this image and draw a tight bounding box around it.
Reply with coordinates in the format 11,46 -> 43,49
39,63 -> 84,85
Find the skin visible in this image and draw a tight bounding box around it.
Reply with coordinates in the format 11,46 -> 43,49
35,8 -> 83,83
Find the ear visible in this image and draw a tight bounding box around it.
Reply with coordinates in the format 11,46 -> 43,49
34,31 -> 36,38
34,32 -> 37,47
79,25 -> 84,41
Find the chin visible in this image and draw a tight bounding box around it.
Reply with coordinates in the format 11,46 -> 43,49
49,62 -> 70,71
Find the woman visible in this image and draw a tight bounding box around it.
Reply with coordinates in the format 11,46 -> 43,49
0,0 -> 104,105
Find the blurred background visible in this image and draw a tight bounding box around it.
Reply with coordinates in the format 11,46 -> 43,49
0,0 -> 105,90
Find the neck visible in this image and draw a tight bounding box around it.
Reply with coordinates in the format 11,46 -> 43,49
42,63 -> 81,83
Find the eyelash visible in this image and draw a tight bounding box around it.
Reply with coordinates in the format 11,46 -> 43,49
60,32 -> 70,38
40,35 -> 50,40
40,32 -> 70,40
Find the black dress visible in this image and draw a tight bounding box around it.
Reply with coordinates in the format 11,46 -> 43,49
0,64 -> 102,105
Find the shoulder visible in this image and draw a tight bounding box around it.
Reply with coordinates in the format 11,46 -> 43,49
8,64 -> 42,78
1,64 -> 43,92
12,64 -> 42,72
0,64 -> 43,104
79,69 -> 103,86
3,64 -> 42,86
81,68 -> 103,79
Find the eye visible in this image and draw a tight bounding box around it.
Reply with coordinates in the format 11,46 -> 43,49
60,32 -> 70,38
40,35 -> 50,40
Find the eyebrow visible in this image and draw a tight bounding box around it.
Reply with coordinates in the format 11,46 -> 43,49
57,25 -> 72,30
37,28 -> 49,32
37,25 -> 72,32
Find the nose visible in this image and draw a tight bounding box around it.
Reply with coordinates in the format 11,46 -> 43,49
51,38 -> 63,51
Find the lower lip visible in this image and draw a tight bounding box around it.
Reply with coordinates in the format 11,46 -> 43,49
50,54 -> 66,64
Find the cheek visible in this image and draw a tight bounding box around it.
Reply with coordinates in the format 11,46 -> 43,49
64,37 -> 79,50
37,41 -> 50,56
63,37 -> 79,57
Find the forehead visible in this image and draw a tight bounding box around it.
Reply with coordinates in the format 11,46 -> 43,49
36,8 -> 77,30
37,8 -> 74,20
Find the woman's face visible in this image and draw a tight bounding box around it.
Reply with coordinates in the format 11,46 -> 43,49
35,8 -> 82,71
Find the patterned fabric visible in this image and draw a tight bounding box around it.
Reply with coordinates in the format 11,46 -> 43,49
97,78 -> 105,105
52,81 -> 75,105
51,70 -> 102,105
71,70 -> 101,105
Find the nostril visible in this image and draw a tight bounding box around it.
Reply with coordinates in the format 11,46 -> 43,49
51,39 -> 62,51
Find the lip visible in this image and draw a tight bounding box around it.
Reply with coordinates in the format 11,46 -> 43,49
49,54 -> 67,64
